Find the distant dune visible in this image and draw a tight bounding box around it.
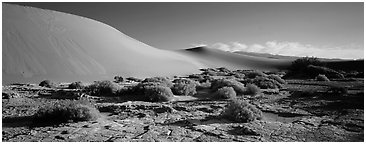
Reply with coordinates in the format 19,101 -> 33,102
3,4 -> 295,84
178,47 -> 292,71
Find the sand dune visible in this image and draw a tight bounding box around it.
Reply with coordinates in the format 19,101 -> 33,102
3,4 -> 293,84
3,4 -> 204,84
177,47 -> 292,71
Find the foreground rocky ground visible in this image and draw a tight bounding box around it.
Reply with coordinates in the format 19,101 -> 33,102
2,78 -> 364,142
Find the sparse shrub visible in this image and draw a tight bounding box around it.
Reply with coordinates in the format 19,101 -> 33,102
142,77 -> 173,88
202,70 -> 217,76
245,71 -> 267,79
85,80 -> 119,96
114,76 -> 124,83
143,85 -> 174,102
171,79 -> 197,96
211,78 -> 246,94
268,74 -> 286,84
126,77 -> 143,82
290,56 -> 324,71
221,100 -> 262,123
39,80 -> 55,88
233,72 -> 246,79
33,99 -> 100,125
244,84 -> 261,96
68,81 -> 85,89
214,86 -> 236,100
315,74 -> 330,81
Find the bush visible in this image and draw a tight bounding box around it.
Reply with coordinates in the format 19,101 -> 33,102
221,100 -> 262,123
130,82 -> 174,102
143,85 -> 174,102
33,99 -> 100,125
211,78 -> 246,94
196,80 -> 212,90
39,80 -> 55,88
126,77 -> 143,82
214,87 -> 236,100
244,76 -> 282,89
85,80 -> 119,96
68,81 -> 85,89
142,77 -> 173,88
244,84 -> 261,96
171,79 -> 197,96
245,71 -> 267,79
315,74 -> 330,81
290,57 -> 324,71
114,76 -> 124,83
268,74 -> 286,84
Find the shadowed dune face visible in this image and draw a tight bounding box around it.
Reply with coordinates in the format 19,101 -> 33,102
178,47 -> 292,71
3,4 -> 293,84
3,4 -> 203,84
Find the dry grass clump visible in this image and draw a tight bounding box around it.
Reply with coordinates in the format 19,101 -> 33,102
133,82 -> 174,102
243,76 -> 282,89
171,78 -> 197,96
85,80 -> 119,96
221,100 -> 262,123
33,99 -> 100,125
214,86 -> 236,100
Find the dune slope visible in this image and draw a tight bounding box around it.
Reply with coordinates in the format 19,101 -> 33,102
177,47 -> 292,71
3,4 -> 203,84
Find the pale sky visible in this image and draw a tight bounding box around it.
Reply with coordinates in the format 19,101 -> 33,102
10,2 -> 364,59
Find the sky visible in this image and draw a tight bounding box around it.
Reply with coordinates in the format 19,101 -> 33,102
10,2 -> 364,59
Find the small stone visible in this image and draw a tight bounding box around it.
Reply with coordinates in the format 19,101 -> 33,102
60,130 -> 69,134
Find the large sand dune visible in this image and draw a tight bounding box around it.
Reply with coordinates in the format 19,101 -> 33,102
3,4 -> 204,84
3,4 -> 292,84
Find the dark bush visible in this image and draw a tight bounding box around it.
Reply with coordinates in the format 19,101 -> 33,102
290,56 -> 324,71
268,74 -> 286,84
142,77 -> 173,88
39,80 -> 55,88
85,80 -> 119,96
244,84 -> 261,96
68,81 -> 85,89
171,79 -> 197,96
315,74 -> 330,81
221,100 -> 262,123
211,78 -> 246,94
214,86 -> 236,100
33,99 -> 100,125
114,76 -> 124,83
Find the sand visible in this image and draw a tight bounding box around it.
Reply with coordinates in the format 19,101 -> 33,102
3,4 -> 291,84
